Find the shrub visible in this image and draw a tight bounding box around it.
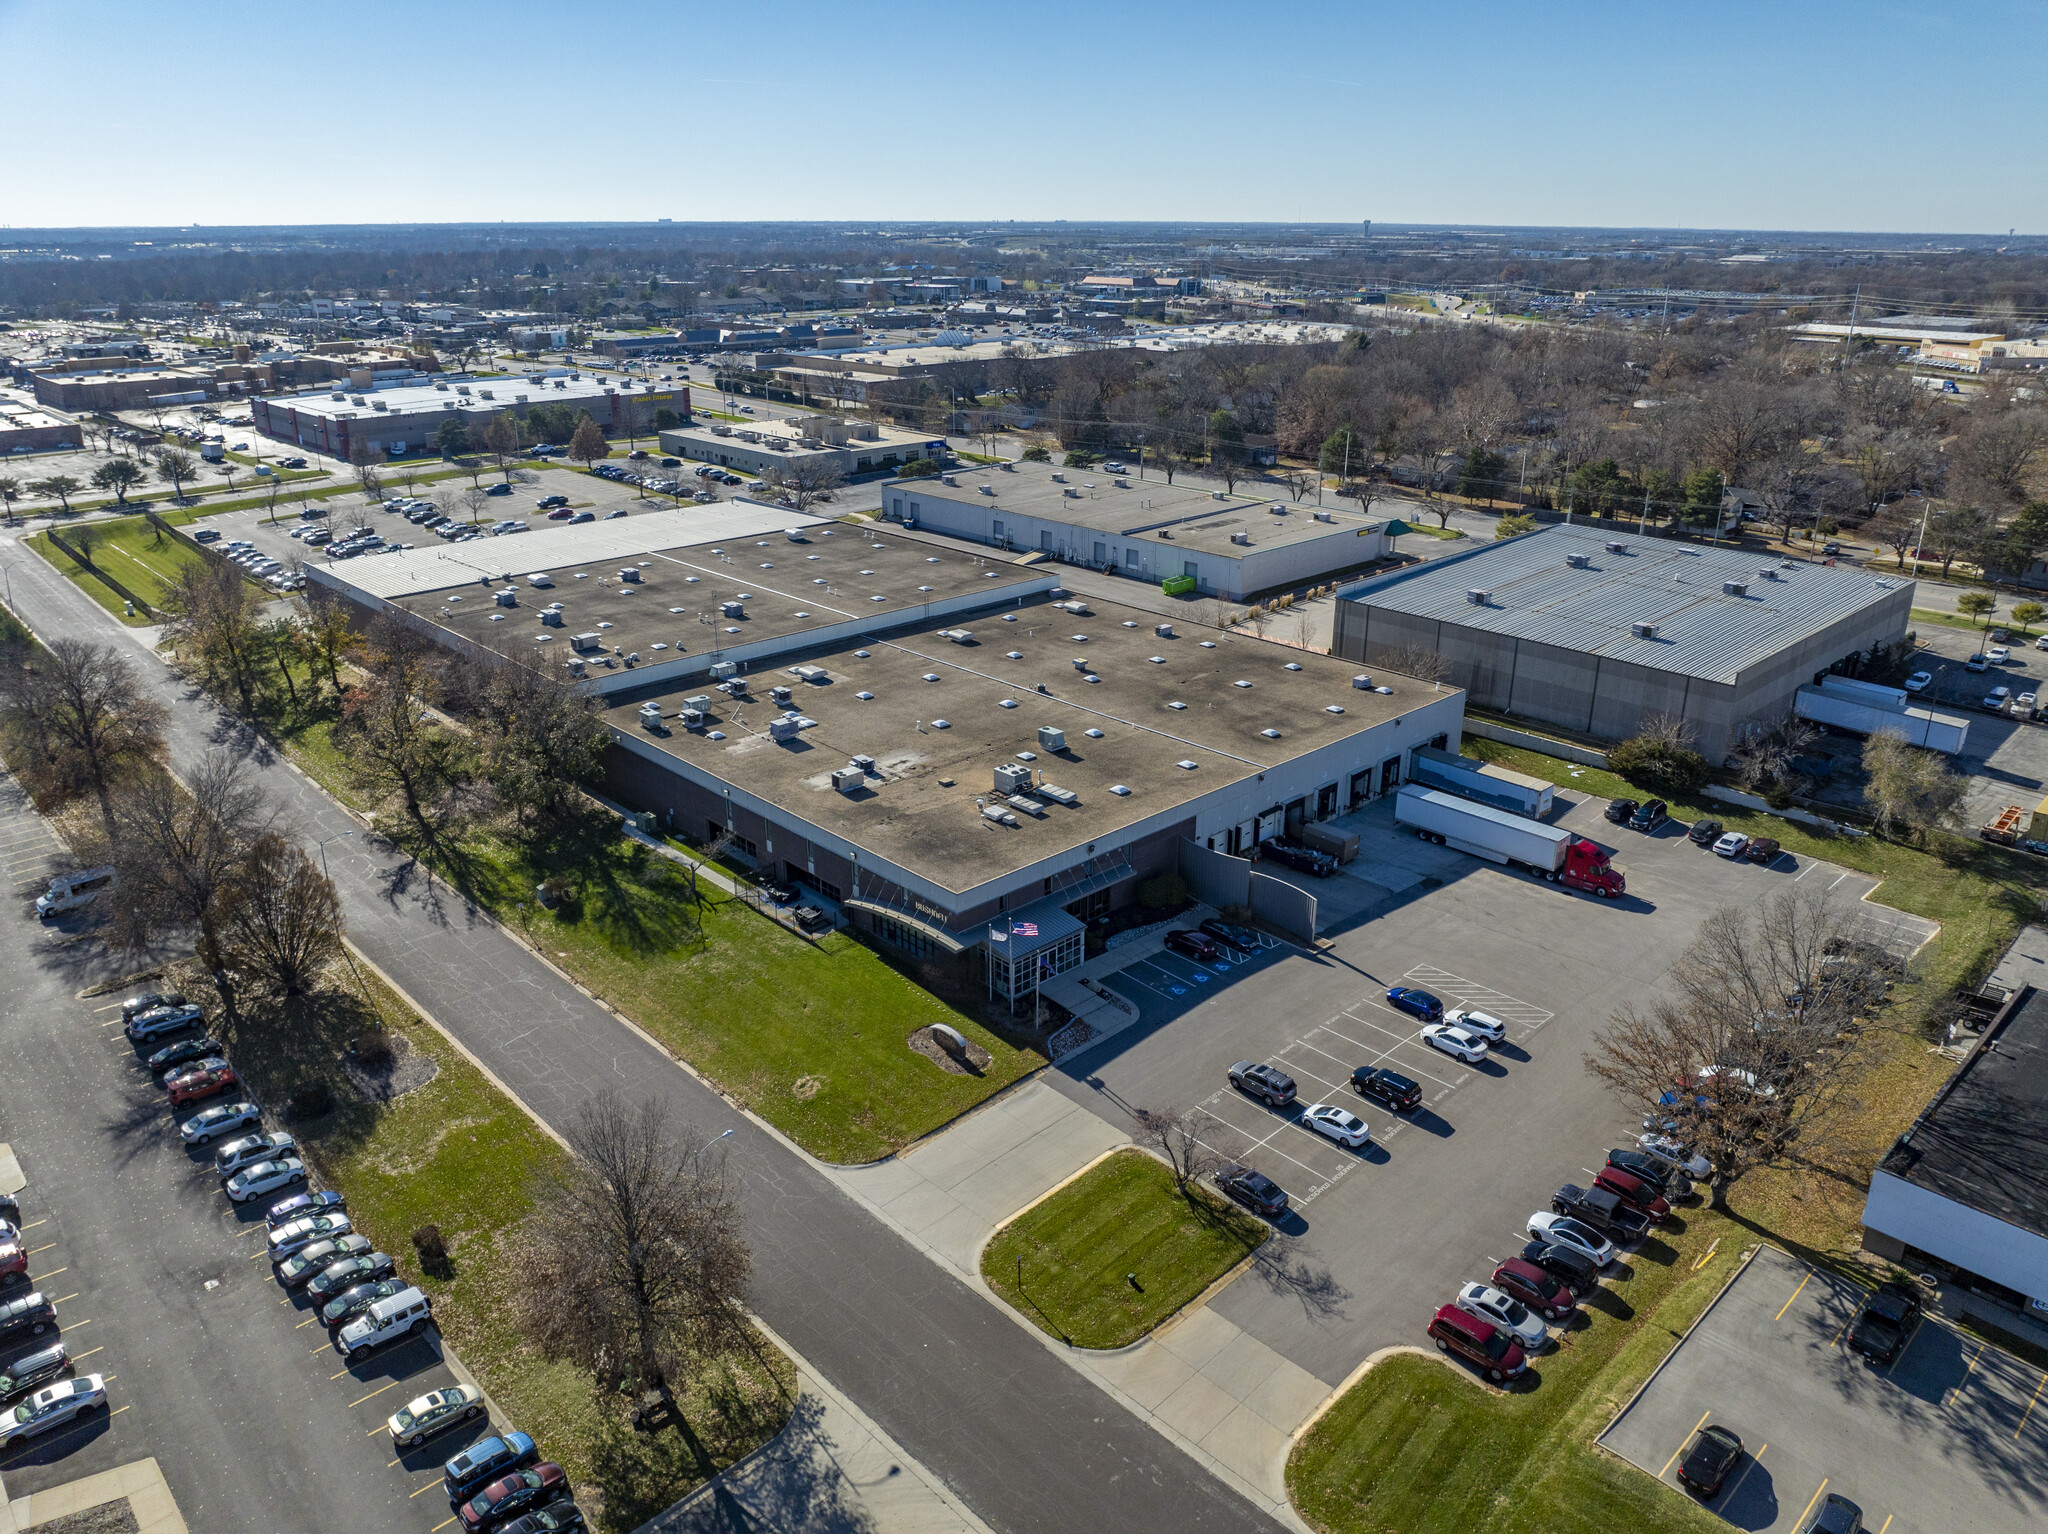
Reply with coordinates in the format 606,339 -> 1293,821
1019,446 -> 1052,463
898,458 -> 941,479
1608,734 -> 1711,795
411,1223 -> 452,1279
1495,513 -> 1539,539
1063,449 -> 1101,468
1137,870 -> 1188,909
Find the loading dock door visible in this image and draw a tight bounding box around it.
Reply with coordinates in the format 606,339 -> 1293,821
1379,756 -> 1402,795
1316,783 -> 1338,819
1350,769 -> 1373,806
1254,807 -> 1285,844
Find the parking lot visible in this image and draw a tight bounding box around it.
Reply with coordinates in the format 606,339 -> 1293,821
1600,1243 -> 2048,1532
1052,793 -> 1937,1388
0,770 -> 500,1533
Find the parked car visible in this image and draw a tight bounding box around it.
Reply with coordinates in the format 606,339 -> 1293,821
1420,1022 -> 1489,1063
267,1189 -> 346,1228
271,1212 -> 352,1259
1350,1065 -> 1422,1112
214,1132 -> 298,1178
1526,1212 -> 1616,1267
1551,1183 -> 1651,1241
277,1235 -> 373,1287
1802,1492 -> 1863,1534
1988,645 -> 2012,665
1712,831 -> 1751,860
306,1251 -> 397,1302
485,483 -> 512,497
1592,1165 -> 1672,1222
605,509 -> 629,520
1427,1304 -> 1525,1382
793,906 -> 831,933
388,1384 -> 484,1450
1676,1423 -> 1744,1497
1199,918 -> 1260,953
179,1099 -> 261,1144
1228,1061 -> 1297,1106
1442,1005 -> 1505,1042
1902,672 -> 1932,694
0,1375 -> 106,1445
568,511 -> 595,524
545,507 -> 576,520
1687,819 -> 1724,847
1604,798 -> 1638,825
0,1291 -> 57,1345
1745,837 -> 1782,865
2018,692 -> 2040,719
1163,929 -> 1220,962
1984,686 -> 2012,712
341,1285 -> 434,1361
1628,799 -> 1668,831
1848,1280 -> 1921,1363
322,1277 -> 410,1333
125,1002 -> 205,1042
1454,1281 -> 1548,1352
147,1034 -> 222,1073
1212,1163 -> 1289,1218
0,1242 -> 25,1285
1637,1130 -> 1713,1179
446,1432 -> 540,1508
458,1463 -> 570,1532
536,495 -> 569,509
0,1344 -> 70,1403
165,1058 -> 237,1105
1301,1104 -> 1371,1148
1385,986 -> 1444,1022
1966,653 -> 1989,672
121,988 -> 186,1022
1605,1148 -> 1690,1200
226,1158 -> 306,1203
1489,1258 -> 1579,1321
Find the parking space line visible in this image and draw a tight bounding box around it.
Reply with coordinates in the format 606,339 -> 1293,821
297,1316 -> 320,1329
2014,1371 -> 2047,1439
1316,1021 -> 1463,1088
433,1516 -> 459,1531
347,1378 -> 408,1405
1658,1410 -> 1712,1478
30,1268 -> 66,1283
50,1292 -> 77,1305
1875,1516 -> 1892,1534
1794,1479 -> 1830,1529
1945,1339 -> 1987,1406
68,1347 -> 101,1363
1718,1445 -> 1767,1510
409,1479 -> 444,1496
1774,1272 -> 1812,1320
25,1242 -> 56,1256
108,1404 -> 128,1417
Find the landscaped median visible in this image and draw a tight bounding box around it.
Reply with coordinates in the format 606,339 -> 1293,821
980,1149 -> 1268,1349
27,514 -> 217,623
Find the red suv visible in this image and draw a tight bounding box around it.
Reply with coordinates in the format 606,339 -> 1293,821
1593,1165 -> 1672,1223
1490,1258 -> 1578,1322
1428,1304 -> 1526,1382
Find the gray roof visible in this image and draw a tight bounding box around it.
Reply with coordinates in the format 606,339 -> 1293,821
1340,524 -> 1912,685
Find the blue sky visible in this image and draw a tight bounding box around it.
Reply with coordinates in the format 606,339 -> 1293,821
2,0 -> 2041,232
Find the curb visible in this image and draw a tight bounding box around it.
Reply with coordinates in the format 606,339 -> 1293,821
1593,1239 -> 1760,1462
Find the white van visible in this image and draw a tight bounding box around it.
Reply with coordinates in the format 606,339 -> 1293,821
337,1285 -> 433,1360
36,867 -> 114,920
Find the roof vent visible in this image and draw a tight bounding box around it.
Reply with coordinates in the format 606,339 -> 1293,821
1231,531 -> 1251,545
1723,579 -> 1748,597
1176,760 -> 1199,770
1314,510 -> 1333,522
1466,589 -> 1490,605
1110,784 -> 1132,796
1564,552 -> 1591,568
1260,729 -> 1281,739
978,484 -> 996,496
1758,567 -> 1778,581
1604,540 -> 1627,554
1631,620 -> 1657,639
1212,490 -> 1227,501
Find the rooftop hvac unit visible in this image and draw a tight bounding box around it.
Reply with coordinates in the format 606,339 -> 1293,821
1232,531 -> 1251,545
1604,540 -> 1627,553
678,706 -> 705,729
527,572 -> 553,587
638,703 -> 663,730
1564,552 -> 1591,568
1269,503 -> 1286,515
1034,782 -> 1078,806
793,664 -> 827,682
1758,567 -> 1779,580
786,528 -> 807,541
478,389 -> 493,400
538,608 -> 562,627
983,804 -> 1019,826
330,390 -> 347,400
769,684 -> 793,705
1723,579 -> 1748,597
682,695 -> 711,711
849,753 -> 876,773
1631,621 -> 1657,639
571,631 -> 605,652
1049,472 -> 1065,483
768,717 -> 801,742
564,657 -> 586,677
940,473 -> 958,486
435,382 -> 450,391
619,567 -> 641,583
1466,589 -> 1490,605
1352,673 -> 1374,689
709,660 -> 738,680
1212,490 -> 1227,500
978,483 -> 996,496
1072,656 -> 1091,672
456,385 -> 471,396
831,765 -> 865,794
721,600 -> 745,618
1007,794 -> 1046,817
1313,510 -> 1333,522
993,762 -> 1031,794
1037,725 -> 1066,752
1155,622 -> 1174,637
494,588 -> 517,607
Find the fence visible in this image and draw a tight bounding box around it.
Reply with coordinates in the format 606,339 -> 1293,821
1462,718 -> 1610,768
42,528 -> 156,618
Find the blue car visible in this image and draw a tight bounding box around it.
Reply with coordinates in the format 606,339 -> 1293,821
265,1188 -> 347,1230
445,1432 -> 538,1505
1385,987 -> 1443,1022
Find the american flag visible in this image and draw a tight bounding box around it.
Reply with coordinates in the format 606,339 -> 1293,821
1011,920 -> 1039,937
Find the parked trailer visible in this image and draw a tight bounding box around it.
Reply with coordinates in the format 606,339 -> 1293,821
1394,786 -> 1625,898
1792,685 -> 1969,754
1298,823 -> 1360,864
1410,745 -> 1555,819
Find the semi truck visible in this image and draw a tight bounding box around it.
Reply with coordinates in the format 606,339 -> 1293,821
1792,680 -> 1969,754
1410,744 -> 1555,819
1395,785 -> 1625,898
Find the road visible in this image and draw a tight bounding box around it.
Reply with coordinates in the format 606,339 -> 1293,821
0,535 -> 1278,1533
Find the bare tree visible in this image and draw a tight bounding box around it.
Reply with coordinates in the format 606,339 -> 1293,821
1861,729 -> 1967,841
1278,467 -> 1317,503
461,655 -> 610,833
1727,713 -> 1821,792
459,485 -> 492,527
1584,889 -> 1885,1206
761,456 -> 844,512
154,448 -> 200,503
160,560 -> 269,713
336,628 -> 457,841
296,586 -> 359,701
220,832 -> 344,997
1377,643 -> 1452,687
1134,1106 -> 1219,1195
511,1092 -> 752,1417
0,637 -> 167,836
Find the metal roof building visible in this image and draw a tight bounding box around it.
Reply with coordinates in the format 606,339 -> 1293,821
1332,524 -> 1913,757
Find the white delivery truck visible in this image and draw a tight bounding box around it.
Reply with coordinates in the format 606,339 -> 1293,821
1792,684 -> 1969,754
35,866 -> 115,919
1395,787 -> 1625,898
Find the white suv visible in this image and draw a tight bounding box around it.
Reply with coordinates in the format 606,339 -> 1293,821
337,1286 -> 434,1361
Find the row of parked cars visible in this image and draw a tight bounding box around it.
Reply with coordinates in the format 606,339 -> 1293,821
1604,799 -> 1783,865
0,1184 -> 110,1449
121,988 -> 588,1530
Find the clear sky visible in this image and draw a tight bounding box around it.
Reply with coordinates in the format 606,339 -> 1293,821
2,0 -> 2041,233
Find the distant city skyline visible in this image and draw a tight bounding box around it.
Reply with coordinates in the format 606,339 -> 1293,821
4,0 -> 2043,233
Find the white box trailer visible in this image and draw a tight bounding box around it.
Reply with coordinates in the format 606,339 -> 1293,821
1793,685 -> 1968,754
1394,786 -> 1625,897
1410,745 -> 1554,819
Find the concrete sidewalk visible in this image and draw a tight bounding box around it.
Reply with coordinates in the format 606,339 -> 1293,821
2,1458 -> 186,1534
827,1082 -> 1324,1532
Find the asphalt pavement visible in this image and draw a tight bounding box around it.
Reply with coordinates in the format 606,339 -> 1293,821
0,526 -> 1280,1533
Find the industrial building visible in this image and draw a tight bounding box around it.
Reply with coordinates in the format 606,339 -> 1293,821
306,506 -> 1463,988
883,460 -> 1392,602
251,373 -> 688,460
0,386 -> 80,454
1862,984 -> 2048,1317
28,362 -> 218,412
1332,524 -> 1913,758
656,414 -> 943,481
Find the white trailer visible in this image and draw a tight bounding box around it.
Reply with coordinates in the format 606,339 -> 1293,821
1793,685 -> 1969,754
1394,786 -> 1625,896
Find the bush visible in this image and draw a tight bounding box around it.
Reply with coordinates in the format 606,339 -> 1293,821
1608,734 -> 1711,795
1137,870 -> 1188,909
1495,513 -> 1539,539
1063,449 -> 1101,468
411,1223 -> 452,1279
898,458 -> 941,479
1019,446 -> 1052,463
353,1029 -> 394,1066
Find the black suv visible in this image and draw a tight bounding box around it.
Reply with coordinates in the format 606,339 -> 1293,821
0,1291 -> 56,1344
1605,1148 -> 1689,1200
1848,1280 -> 1921,1363
1213,1164 -> 1289,1218
1604,798 -> 1638,825
1552,1183 -> 1651,1241
1200,918 -> 1261,953
1518,1239 -> 1599,1296
1688,819 -> 1724,847
1261,840 -> 1337,877
1351,1066 -> 1423,1112
1628,799 -> 1668,831
1228,1061 -> 1297,1107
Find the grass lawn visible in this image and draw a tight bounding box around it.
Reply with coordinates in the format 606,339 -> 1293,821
376,811 -> 1044,1165
158,955 -> 793,1533
699,410 -> 749,423
1281,735 -> 2048,1534
27,515 -> 220,623
981,1149 -> 1268,1348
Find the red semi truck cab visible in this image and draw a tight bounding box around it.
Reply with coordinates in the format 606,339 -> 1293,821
1560,839 -> 1624,897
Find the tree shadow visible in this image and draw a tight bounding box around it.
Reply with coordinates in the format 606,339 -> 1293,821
589,1355 -> 801,1532
1580,1286 -> 1636,1322
1249,1240 -> 1352,1323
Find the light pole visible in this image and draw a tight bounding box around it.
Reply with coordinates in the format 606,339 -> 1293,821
315,828 -> 354,879
695,1127 -> 734,1163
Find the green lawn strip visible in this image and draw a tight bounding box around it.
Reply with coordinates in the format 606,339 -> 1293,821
699,410 -> 749,423
980,1149 -> 1268,1348
197,957 -> 793,1530
1287,1214 -> 1738,1534
27,514 -> 268,623
1909,605 -> 2007,636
